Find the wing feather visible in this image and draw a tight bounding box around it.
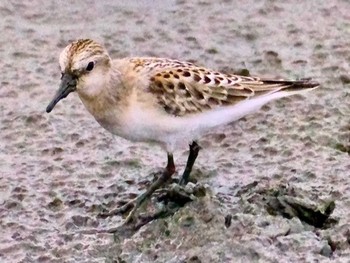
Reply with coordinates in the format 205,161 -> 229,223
128,58 -> 318,116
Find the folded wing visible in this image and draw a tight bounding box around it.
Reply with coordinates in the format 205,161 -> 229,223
130,58 -> 319,116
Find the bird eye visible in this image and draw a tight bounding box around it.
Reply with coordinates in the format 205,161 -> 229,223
86,61 -> 94,71
61,72 -> 64,79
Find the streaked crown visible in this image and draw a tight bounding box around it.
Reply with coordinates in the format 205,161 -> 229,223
59,39 -> 110,74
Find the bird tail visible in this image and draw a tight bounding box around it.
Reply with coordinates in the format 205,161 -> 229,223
259,78 -> 320,95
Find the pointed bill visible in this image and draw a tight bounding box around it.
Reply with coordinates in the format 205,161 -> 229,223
46,73 -> 77,113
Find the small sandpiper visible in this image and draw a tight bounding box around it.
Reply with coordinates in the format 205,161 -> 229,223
46,39 -> 319,223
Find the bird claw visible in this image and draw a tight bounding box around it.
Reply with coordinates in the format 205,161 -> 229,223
98,199 -> 136,219
98,191 -> 152,224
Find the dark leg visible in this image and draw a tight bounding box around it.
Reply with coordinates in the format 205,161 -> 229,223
179,141 -> 201,185
100,153 -> 175,223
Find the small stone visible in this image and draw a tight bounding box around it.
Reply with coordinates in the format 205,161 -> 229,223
320,242 -> 333,258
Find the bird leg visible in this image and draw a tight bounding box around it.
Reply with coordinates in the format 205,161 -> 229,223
179,141 -> 201,185
100,153 -> 175,223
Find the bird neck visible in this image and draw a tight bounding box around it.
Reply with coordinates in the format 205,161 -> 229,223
77,69 -> 127,120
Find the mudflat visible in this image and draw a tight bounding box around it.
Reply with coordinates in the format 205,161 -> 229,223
0,1 -> 349,262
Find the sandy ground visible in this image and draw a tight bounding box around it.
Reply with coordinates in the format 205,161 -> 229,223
1,0 -> 350,262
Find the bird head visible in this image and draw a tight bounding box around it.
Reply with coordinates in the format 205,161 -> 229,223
46,39 -> 111,113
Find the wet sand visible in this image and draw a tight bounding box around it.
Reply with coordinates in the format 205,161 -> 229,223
1,0 -> 350,262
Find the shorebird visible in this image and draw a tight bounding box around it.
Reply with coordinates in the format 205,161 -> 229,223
46,39 -> 319,223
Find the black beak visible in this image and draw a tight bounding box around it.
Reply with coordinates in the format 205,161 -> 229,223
46,73 -> 77,113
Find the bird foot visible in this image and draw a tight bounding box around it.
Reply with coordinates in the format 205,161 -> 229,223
98,197 -> 143,224
97,183 -> 207,236
157,182 -> 206,206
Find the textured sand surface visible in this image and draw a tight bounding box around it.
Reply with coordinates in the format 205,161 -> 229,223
1,0 -> 349,262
